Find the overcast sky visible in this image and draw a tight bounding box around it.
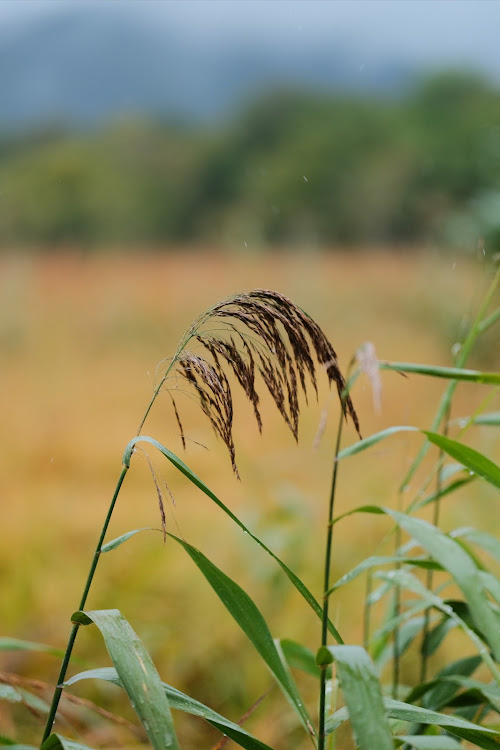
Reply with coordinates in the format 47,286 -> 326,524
1,0 -> 500,79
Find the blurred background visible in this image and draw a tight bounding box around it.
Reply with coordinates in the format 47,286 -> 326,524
2,0 -> 500,250
1,1 -> 500,746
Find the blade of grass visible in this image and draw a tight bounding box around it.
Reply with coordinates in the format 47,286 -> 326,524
42,737 -> 95,750
124,435 -> 343,644
380,362 -> 500,384
165,533 -> 316,742
423,432 -> 500,489
100,528 -> 156,553
279,639 -> 328,680
65,667 -> 276,750
328,645 -> 394,750
71,609 -> 180,750
397,737 -> 462,750
453,527 -> 500,563
0,639 -> 64,658
385,510 -> 500,662
326,555 -> 440,597
326,698 -> 500,748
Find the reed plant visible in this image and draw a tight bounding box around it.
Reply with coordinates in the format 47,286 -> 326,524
1,275 -> 500,749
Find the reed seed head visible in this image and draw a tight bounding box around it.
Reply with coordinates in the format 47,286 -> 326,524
165,289 -> 360,475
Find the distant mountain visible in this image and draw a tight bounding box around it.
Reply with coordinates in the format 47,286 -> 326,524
0,5 -> 414,131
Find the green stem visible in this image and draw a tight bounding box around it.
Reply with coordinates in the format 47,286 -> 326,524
419,408 -> 449,683
363,571 -> 373,651
392,494 -> 403,700
42,464 -> 129,742
318,406 -> 345,750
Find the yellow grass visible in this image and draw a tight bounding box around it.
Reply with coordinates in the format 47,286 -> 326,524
1,249 -> 499,746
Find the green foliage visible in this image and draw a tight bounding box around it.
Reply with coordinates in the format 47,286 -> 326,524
2,72 -> 500,249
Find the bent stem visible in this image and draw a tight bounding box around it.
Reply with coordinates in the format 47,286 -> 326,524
318,404 -> 345,750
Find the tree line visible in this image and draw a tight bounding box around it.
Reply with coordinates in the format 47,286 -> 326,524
1,71 -> 500,251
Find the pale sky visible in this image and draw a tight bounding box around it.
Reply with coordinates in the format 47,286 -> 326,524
1,0 -> 500,80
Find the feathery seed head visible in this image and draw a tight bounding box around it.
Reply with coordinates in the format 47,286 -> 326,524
165,290 -> 360,475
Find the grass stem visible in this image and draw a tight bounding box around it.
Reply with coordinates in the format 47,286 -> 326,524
318,405 -> 345,750
41,464 -> 129,742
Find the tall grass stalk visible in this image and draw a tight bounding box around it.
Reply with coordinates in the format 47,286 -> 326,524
318,405 -> 345,750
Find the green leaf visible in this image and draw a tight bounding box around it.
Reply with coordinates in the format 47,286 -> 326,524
380,362 -> 500,384
453,411 -> 500,427
100,527 -> 155,553
123,435 -> 342,643
374,616 -> 428,670
423,432 -> 500,490
421,616 -> 456,657
384,699 -> 500,749
453,527 -> 500,564
397,736 -> 462,749
0,638 -> 64,658
326,555 -> 440,596
473,411 -> 500,426
165,534 -> 315,740
65,667 -> 276,750
413,476 -> 475,512
279,639 -> 326,679
373,568 -> 500,682
71,609 -> 179,750
336,426 -> 418,460
0,685 -> 22,704
0,684 -> 49,715
406,655 -> 482,709
387,509 -> 500,660
41,736 -> 95,750
326,697 -> 500,748
329,645 -> 393,750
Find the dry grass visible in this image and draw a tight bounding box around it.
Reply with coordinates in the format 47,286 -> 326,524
1,248 -> 498,745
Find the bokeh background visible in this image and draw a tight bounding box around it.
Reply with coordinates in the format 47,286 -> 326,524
1,1 -> 500,746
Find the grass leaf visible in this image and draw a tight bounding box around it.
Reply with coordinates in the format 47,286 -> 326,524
329,645 -> 394,750
453,528 -> 500,563
123,435 -> 343,644
380,362 -> 500,384
387,509 -> 500,660
71,609 -> 180,750
165,533 -> 316,740
279,639 -> 326,680
100,528 -> 155,553
0,638 -> 64,658
65,666 -> 276,750
423,432 -> 500,489
384,698 -> 500,749
336,426 -> 418,460
41,737 -> 95,750
398,735 -> 464,749
327,555 -> 440,596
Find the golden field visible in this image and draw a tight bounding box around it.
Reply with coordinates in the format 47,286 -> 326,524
1,249 -> 499,747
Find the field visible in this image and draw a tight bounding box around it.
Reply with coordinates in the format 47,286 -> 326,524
1,249 -> 499,747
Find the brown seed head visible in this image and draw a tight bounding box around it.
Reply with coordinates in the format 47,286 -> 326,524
167,290 -> 360,475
